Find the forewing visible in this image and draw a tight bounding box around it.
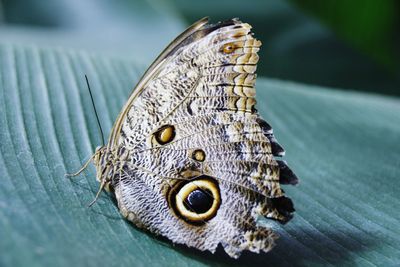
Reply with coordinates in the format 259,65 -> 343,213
110,18 -> 298,258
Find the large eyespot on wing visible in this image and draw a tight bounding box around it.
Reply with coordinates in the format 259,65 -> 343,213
115,164 -> 288,258
109,18 -> 298,258
167,176 -> 221,224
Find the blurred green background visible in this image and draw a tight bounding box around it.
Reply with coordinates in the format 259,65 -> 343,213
1,0 -> 399,95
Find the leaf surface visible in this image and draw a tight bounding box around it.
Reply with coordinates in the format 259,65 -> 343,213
0,44 -> 399,267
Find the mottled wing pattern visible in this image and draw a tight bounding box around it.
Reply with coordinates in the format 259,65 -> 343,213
102,18 -> 298,258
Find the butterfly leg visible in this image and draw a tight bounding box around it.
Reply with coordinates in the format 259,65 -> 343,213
65,154 -> 95,178
88,179 -> 107,207
87,162 -> 116,207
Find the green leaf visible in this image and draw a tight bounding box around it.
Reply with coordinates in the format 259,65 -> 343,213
288,0 -> 399,70
1,44 -> 400,267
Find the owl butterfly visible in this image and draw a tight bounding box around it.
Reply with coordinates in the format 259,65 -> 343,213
75,17 -> 298,258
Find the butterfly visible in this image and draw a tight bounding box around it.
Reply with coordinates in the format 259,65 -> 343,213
70,17 -> 298,258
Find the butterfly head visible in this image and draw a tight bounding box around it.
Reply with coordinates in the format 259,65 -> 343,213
94,145 -> 105,158
93,146 -> 110,183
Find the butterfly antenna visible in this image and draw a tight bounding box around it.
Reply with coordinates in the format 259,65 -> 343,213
85,74 -> 105,146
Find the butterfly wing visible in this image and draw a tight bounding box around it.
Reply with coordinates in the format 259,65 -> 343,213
104,18 -> 298,258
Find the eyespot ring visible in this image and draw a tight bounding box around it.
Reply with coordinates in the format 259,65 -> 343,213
192,149 -> 206,162
168,176 -> 220,224
154,125 -> 175,145
221,42 -> 237,54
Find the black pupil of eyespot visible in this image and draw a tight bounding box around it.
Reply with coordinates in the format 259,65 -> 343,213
184,189 -> 213,214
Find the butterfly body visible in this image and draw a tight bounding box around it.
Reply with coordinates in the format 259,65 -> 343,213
91,18 -> 298,258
